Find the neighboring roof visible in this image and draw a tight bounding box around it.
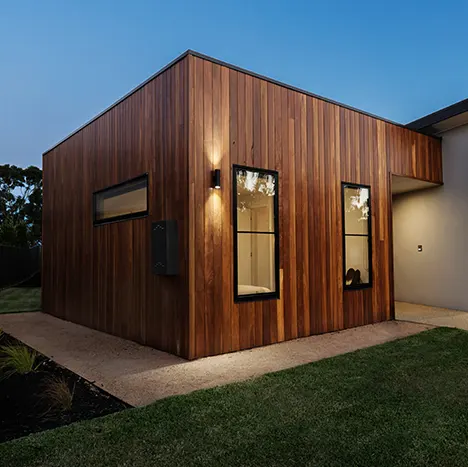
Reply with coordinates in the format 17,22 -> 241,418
407,98 -> 468,136
43,50 -> 432,155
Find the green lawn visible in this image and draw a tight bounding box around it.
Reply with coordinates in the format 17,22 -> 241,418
2,327 -> 468,466
0,288 -> 41,313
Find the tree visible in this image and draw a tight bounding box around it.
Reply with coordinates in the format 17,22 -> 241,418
0,164 -> 42,247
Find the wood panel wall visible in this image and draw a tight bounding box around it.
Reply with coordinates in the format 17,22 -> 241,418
42,57 -> 190,357
187,54 -> 442,359
43,51 -> 442,361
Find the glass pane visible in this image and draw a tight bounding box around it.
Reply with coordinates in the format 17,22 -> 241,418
236,169 -> 275,232
95,176 -> 147,221
345,236 -> 370,285
344,186 -> 369,235
237,233 -> 276,295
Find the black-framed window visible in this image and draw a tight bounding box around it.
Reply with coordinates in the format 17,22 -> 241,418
342,183 -> 372,289
93,174 -> 148,225
233,165 -> 279,302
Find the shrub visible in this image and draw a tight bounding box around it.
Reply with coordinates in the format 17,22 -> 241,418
0,345 -> 39,378
41,376 -> 75,413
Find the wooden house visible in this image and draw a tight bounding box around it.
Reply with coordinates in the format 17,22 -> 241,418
42,51 -> 443,359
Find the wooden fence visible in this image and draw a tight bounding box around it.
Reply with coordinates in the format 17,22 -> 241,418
0,245 -> 41,288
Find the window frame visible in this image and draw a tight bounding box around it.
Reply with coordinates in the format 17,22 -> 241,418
233,164 -> 280,303
341,182 -> 373,290
93,173 -> 149,226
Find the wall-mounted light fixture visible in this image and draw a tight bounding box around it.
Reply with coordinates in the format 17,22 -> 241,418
212,169 -> 221,189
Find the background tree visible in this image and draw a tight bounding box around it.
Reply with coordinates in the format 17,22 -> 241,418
0,164 -> 42,247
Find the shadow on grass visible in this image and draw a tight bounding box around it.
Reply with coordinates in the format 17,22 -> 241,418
0,288 -> 41,314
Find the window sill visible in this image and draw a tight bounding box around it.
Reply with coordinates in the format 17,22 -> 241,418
344,283 -> 372,291
93,212 -> 149,227
234,292 -> 279,303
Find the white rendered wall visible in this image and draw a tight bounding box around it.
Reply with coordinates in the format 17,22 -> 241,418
393,124 -> 468,311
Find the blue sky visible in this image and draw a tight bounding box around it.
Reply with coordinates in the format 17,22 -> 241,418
1,0 -> 467,168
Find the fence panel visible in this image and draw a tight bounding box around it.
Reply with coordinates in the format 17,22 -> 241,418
0,245 -> 41,288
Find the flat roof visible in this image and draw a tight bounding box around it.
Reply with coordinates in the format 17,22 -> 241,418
407,98 -> 468,135
43,50 -> 434,155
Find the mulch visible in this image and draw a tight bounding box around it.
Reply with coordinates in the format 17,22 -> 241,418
0,332 -> 129,443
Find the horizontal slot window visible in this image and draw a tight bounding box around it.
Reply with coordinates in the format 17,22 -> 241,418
94,174 -> 148,225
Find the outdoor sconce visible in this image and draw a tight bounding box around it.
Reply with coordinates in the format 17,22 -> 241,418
212,169 -> 221,189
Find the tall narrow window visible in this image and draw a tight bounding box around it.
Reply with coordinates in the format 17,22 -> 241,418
94,174 -> 148,225
233,165 -> 279,302
342,183 -> 372,289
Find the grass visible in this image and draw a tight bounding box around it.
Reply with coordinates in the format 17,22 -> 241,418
41,376 -> 75,414
2,327 -> 468,466
0,345 -> 39,378
0,288 -> 41,313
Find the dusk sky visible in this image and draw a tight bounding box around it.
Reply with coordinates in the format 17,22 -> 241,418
1,0 -> 467,168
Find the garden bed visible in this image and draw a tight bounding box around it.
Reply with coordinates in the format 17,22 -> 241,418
0,331 -> 129,443
2,327 -> 468,466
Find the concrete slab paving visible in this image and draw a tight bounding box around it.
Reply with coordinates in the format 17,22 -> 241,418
0,312 -> 432,407
396,301 -> 468,330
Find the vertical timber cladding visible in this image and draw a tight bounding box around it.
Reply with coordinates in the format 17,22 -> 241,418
42,57 -> 190,358
187,54 -> 442,359
42,50 -> 442,361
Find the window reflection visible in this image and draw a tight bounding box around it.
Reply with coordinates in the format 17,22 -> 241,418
235,168 -> 278,298
343,185 -> 371,288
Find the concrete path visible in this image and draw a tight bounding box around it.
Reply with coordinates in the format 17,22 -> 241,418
396,301 -> 468,330
0,312 -> 432,407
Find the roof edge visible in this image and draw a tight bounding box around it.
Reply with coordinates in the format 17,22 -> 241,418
406,98 -> 468,133
44,49 -> 439,155
43,50 -> 191,155
188,50 -> 416,132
